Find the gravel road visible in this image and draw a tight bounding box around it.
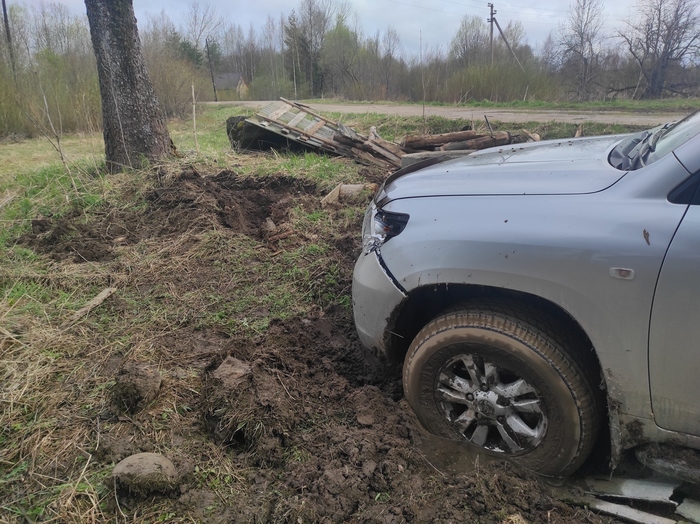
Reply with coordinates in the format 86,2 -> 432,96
221,100 -> 685,126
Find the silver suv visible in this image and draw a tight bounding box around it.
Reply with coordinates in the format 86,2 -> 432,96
352,111 -> 700,477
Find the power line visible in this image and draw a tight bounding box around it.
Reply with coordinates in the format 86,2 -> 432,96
438,0 -> 569,13
383,0 -> 468,17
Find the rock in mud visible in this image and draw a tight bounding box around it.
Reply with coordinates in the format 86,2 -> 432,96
210,356 -> 252,389
112,363 -> 162,413
112,453 -> 179,494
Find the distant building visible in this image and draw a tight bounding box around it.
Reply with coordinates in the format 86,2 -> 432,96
213,73 -> 248,99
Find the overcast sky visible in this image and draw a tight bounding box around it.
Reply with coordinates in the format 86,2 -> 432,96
18,0 -> 640,57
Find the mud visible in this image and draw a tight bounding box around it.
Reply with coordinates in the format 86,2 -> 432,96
18,167 -> 618,523
21,166 -> 317,262
112,363 -> 162,414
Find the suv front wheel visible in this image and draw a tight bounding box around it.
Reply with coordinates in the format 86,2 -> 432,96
402,305 -> 601,477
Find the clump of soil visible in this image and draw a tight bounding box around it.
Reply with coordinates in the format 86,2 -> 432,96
202,356 -> 297,450
112,363 -> 162,414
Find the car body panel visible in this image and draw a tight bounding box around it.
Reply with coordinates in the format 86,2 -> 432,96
650,204 -> 700,435
352,247 -> 406,352
378,191 -> 687,419
352,119 -> 700,464
380,135 -> 628,199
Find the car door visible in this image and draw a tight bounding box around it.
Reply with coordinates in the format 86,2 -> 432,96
649,173 -> 700,436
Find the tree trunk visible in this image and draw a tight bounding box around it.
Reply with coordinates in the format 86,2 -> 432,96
85,0 -> 175,172
2,0 -> 15,78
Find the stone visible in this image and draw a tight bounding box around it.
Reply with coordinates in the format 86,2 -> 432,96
112,453 -> 179,494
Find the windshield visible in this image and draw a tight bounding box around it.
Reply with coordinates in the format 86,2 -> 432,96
645,110 -> 700,165
609,110 -> 700,171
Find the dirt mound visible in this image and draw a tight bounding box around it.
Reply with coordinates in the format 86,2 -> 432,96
20,167 -> 317,262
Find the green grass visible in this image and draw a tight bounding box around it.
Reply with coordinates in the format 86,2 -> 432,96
329,112 -> 648,142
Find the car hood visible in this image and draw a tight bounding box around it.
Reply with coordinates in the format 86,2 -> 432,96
379,135 -> 628,203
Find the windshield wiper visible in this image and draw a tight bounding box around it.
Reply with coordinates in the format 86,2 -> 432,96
634,122 -> 675,168
612,131 -> 650,170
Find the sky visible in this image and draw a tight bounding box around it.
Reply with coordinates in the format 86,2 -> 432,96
17,0 -> 640,58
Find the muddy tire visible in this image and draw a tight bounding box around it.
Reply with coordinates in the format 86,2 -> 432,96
403,304 -> 601,477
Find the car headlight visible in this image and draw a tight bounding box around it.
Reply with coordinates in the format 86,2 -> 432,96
362,204 -> 410,255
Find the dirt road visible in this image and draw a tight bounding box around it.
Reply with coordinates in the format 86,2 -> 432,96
225,100 -> 684,126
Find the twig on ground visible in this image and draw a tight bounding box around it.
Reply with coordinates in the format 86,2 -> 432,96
61,287 -> 117,329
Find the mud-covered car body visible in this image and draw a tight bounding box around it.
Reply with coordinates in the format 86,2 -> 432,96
352,112 -> 700,475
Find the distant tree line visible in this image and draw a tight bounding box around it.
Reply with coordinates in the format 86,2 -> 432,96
1,0 -> 698,137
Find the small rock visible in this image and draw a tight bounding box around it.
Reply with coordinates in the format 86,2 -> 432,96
362,460 -> 377,477
357,413 -> 375,426
112,453 -> 179,495
262,217 -> 277,234
211,357 -> 252,389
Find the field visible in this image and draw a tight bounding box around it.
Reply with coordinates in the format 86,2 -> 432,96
0,105 -> 643,523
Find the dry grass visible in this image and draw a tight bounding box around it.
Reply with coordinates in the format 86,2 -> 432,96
0,134 -> 104,181
0,114 -> 368,520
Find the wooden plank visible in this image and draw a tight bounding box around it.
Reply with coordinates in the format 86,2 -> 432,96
280,97 -> 332,123
267,102 -> 293,121
305,119 -> 327,136
677,498 -> 700,523
62,288 -> 117,328
585,477 -> 679,505
585,498 -> 676,524
370,136 -> 407,157
366,142 -> 401,165
350,147 -> 393,168
253,113 -> 338,151
287,111 -> 308,128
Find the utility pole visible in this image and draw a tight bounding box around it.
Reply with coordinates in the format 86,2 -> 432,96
487,3 -> 496,65
492,16 -> 525,73
205,37 -> 218,102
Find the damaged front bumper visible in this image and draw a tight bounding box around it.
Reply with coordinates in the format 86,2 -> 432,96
352,250 -> 406,357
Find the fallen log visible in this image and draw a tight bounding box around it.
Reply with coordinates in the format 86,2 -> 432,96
440,132 -> 512,151
403,130 -> 480,149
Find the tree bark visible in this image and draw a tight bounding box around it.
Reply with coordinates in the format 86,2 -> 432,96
404,130 -> 480,149
84,0 -> 175,172
1,0 -> 15,78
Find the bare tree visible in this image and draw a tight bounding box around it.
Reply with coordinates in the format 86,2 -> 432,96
298,0 -> 350,95
381,26 -> 402,98
84,0 -> 175,172
262,15 -> 281,91
449,15 -> 490,68
619,0 -> 699,98
319,17 -> 360,97
185,1 -> 224,51
558,0 -> 605,100
539,31 -> 560,74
